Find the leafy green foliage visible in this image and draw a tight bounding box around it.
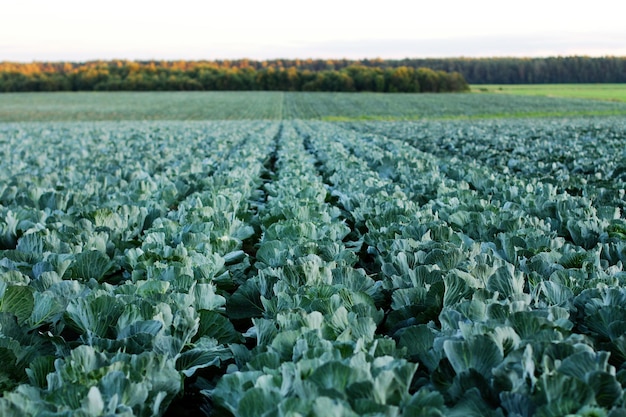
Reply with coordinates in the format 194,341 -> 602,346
1,114 -> 625,416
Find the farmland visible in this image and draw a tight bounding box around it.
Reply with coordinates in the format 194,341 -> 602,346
1,92 -> 626,416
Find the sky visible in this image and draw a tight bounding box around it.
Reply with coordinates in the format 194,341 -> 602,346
1,0 -> 625,61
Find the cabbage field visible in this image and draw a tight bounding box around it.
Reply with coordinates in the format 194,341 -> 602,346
1,93 -> 626,416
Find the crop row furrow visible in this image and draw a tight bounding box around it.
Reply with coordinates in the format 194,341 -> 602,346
0,121 -> 277,415
349,118 -> 626,204
344,120 -> 626,242
330,121 -> 626,275
207,122 -> 410,416
297,119 -> 626,416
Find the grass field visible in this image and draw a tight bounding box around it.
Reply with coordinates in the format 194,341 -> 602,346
2,90 -> 626,122
473,83 -> 626,102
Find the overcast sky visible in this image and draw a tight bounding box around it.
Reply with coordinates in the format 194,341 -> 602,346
1,0 -> 625,61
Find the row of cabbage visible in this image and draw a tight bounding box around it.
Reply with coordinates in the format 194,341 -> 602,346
0,121 -> 277,415
337,120 -> 626,254
205,123 -> 426,416
347,118 -> 626,211
296,120 -> 626,417
330,119 -> 626,317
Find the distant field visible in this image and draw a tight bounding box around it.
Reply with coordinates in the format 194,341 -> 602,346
283,92 -> 626,120
2,91 -> 626,122
473,84 -> 626,102
0,91 -> 285,121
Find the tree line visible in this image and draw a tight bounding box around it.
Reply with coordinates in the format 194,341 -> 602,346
386,57 -> 626,84
3,56 -> 620,91
207,56 -> 626,84
0,61 -> 469,93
